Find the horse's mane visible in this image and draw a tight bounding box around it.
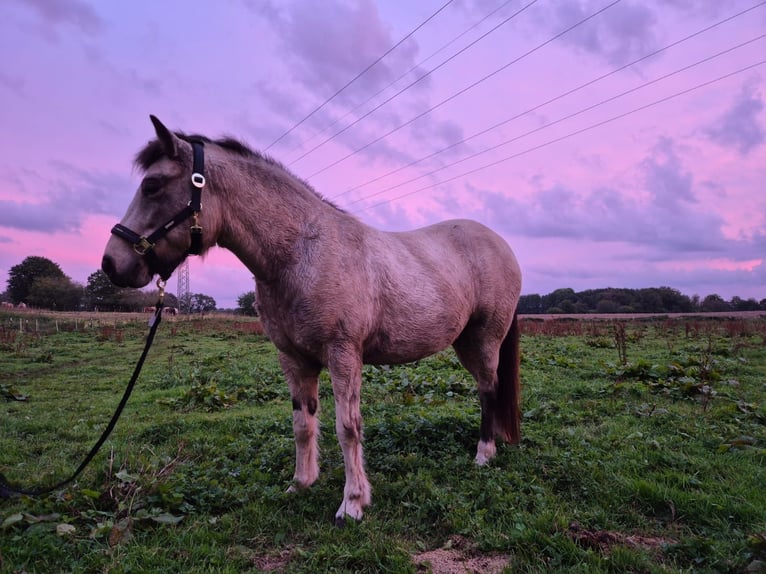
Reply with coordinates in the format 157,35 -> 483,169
134,131 -> 343,211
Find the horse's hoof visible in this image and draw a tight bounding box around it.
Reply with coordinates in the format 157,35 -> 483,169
474,439 -> 496,466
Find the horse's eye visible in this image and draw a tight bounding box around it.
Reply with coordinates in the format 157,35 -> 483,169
141,176 -> 165,196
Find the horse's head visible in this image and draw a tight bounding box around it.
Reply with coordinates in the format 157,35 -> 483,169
102,115 -> 211,288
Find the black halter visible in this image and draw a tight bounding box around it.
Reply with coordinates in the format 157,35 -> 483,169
111,140 -> 205,257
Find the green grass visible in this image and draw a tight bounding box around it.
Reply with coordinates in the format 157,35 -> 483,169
1,312 -> 765,573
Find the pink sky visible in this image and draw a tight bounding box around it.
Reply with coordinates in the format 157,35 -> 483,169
1,0 -> 764,308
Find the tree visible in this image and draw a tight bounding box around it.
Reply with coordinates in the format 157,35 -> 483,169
700,294 -> 731,312
656,286 -> 694,313
86,270 -> 125,311
237,291 -> 257,316
189,293 -> 217,313
730,296 -> 760,311
7,256 -> 65,304
27,276 -> 84,310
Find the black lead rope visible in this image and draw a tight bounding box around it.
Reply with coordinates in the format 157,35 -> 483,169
0,283 -> 166,499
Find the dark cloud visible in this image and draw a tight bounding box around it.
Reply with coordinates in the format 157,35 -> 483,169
658,0 -> 729,18
245,0 -> 432,134
49,162 -> 137,217
10,0 -> 104,35
282,1 -> 419,99
0,70 -> 25,98
641,136 -> 695,207
0,199 -> 80,232
539,1 -> 659,66
472,137 -> 734,256
0,164 -> 135,233
706,81 -> 765,156
407,116 -> 465,153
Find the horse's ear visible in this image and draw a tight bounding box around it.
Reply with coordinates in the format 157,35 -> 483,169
149,115 -> 178,159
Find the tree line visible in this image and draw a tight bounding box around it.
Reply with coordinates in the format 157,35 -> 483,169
518,286 -> 765,315
5,256 -> 762,316
2,256 -> 216,313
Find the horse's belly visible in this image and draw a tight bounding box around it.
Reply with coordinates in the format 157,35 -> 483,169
361,323 -> 461,365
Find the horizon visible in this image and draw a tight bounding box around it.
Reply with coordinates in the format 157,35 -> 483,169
4,253 -> 761,311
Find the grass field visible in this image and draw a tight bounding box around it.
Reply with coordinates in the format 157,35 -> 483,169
1,311 -> 765,573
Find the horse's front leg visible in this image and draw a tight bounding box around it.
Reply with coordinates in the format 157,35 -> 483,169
280,353 -> 321,491
328,349 -> 371,525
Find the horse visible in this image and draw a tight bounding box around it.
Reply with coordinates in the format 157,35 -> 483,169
102,115 -> 522,524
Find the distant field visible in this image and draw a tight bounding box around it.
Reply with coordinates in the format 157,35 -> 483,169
1,311 -> 765,573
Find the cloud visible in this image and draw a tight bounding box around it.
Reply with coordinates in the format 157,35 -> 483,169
0,199 -> 80,232
0,164 -> 136,233
469,136 -> 742,258
641,136 -> 695,207
407,115 -> 465,154
9,0 -> 104,36
269,0 -> 420,99
539,1 -> 659,66
658,0 -> 731,19
245,0 -> 439,149
0,70 -> 25,98
705,80 -> 765,156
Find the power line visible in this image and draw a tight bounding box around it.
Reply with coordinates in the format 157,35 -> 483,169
353,58 -> 766,214
338,4 -> 766,204
302,0 -> 623,178
283,0 -> 518,157
287,0 -> 543,167
348,33 -> 766,206
264,0 -> 456,151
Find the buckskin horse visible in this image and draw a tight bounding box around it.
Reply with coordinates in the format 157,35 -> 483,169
102,116 -> 522,524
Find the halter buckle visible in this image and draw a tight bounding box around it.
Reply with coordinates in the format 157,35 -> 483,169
156,278 -> 166,302
191,173 -> 205,188
133,237 -> 155,256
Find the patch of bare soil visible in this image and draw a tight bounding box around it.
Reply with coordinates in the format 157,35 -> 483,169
252,548 -> 292,573
567,522 -> 677,555
413,535 -> 510,574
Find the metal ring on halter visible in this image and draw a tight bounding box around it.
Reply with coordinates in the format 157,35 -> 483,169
191,173 -> 205,188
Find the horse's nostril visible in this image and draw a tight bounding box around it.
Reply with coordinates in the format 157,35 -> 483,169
102,254 -> 115,276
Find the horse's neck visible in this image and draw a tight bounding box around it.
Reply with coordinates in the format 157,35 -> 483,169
214,162 -> 336,282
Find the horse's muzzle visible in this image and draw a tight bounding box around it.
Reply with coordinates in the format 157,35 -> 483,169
101,253 -> 152,288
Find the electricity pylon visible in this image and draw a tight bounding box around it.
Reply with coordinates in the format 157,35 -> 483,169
177,260 -> 190,313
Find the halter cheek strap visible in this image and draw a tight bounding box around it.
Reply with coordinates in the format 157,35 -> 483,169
111,140 -> 205,257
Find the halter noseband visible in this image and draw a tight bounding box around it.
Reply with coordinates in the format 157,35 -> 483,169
111,140 -> 206,257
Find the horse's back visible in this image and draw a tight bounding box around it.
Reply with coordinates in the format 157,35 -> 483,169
358,219 -> 520,364
390,219 -> 520,304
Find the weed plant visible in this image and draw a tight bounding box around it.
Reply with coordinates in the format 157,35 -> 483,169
1,313 -> 765,573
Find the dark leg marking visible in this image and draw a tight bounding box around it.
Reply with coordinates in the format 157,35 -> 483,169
479,390 -> 497,443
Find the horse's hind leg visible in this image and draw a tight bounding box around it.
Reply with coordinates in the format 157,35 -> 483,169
453,333 -> 501,465
328,349 -> 371,524
280,353 -> 321,491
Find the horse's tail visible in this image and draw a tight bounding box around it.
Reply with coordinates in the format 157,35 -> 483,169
495,311 -> 521,444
